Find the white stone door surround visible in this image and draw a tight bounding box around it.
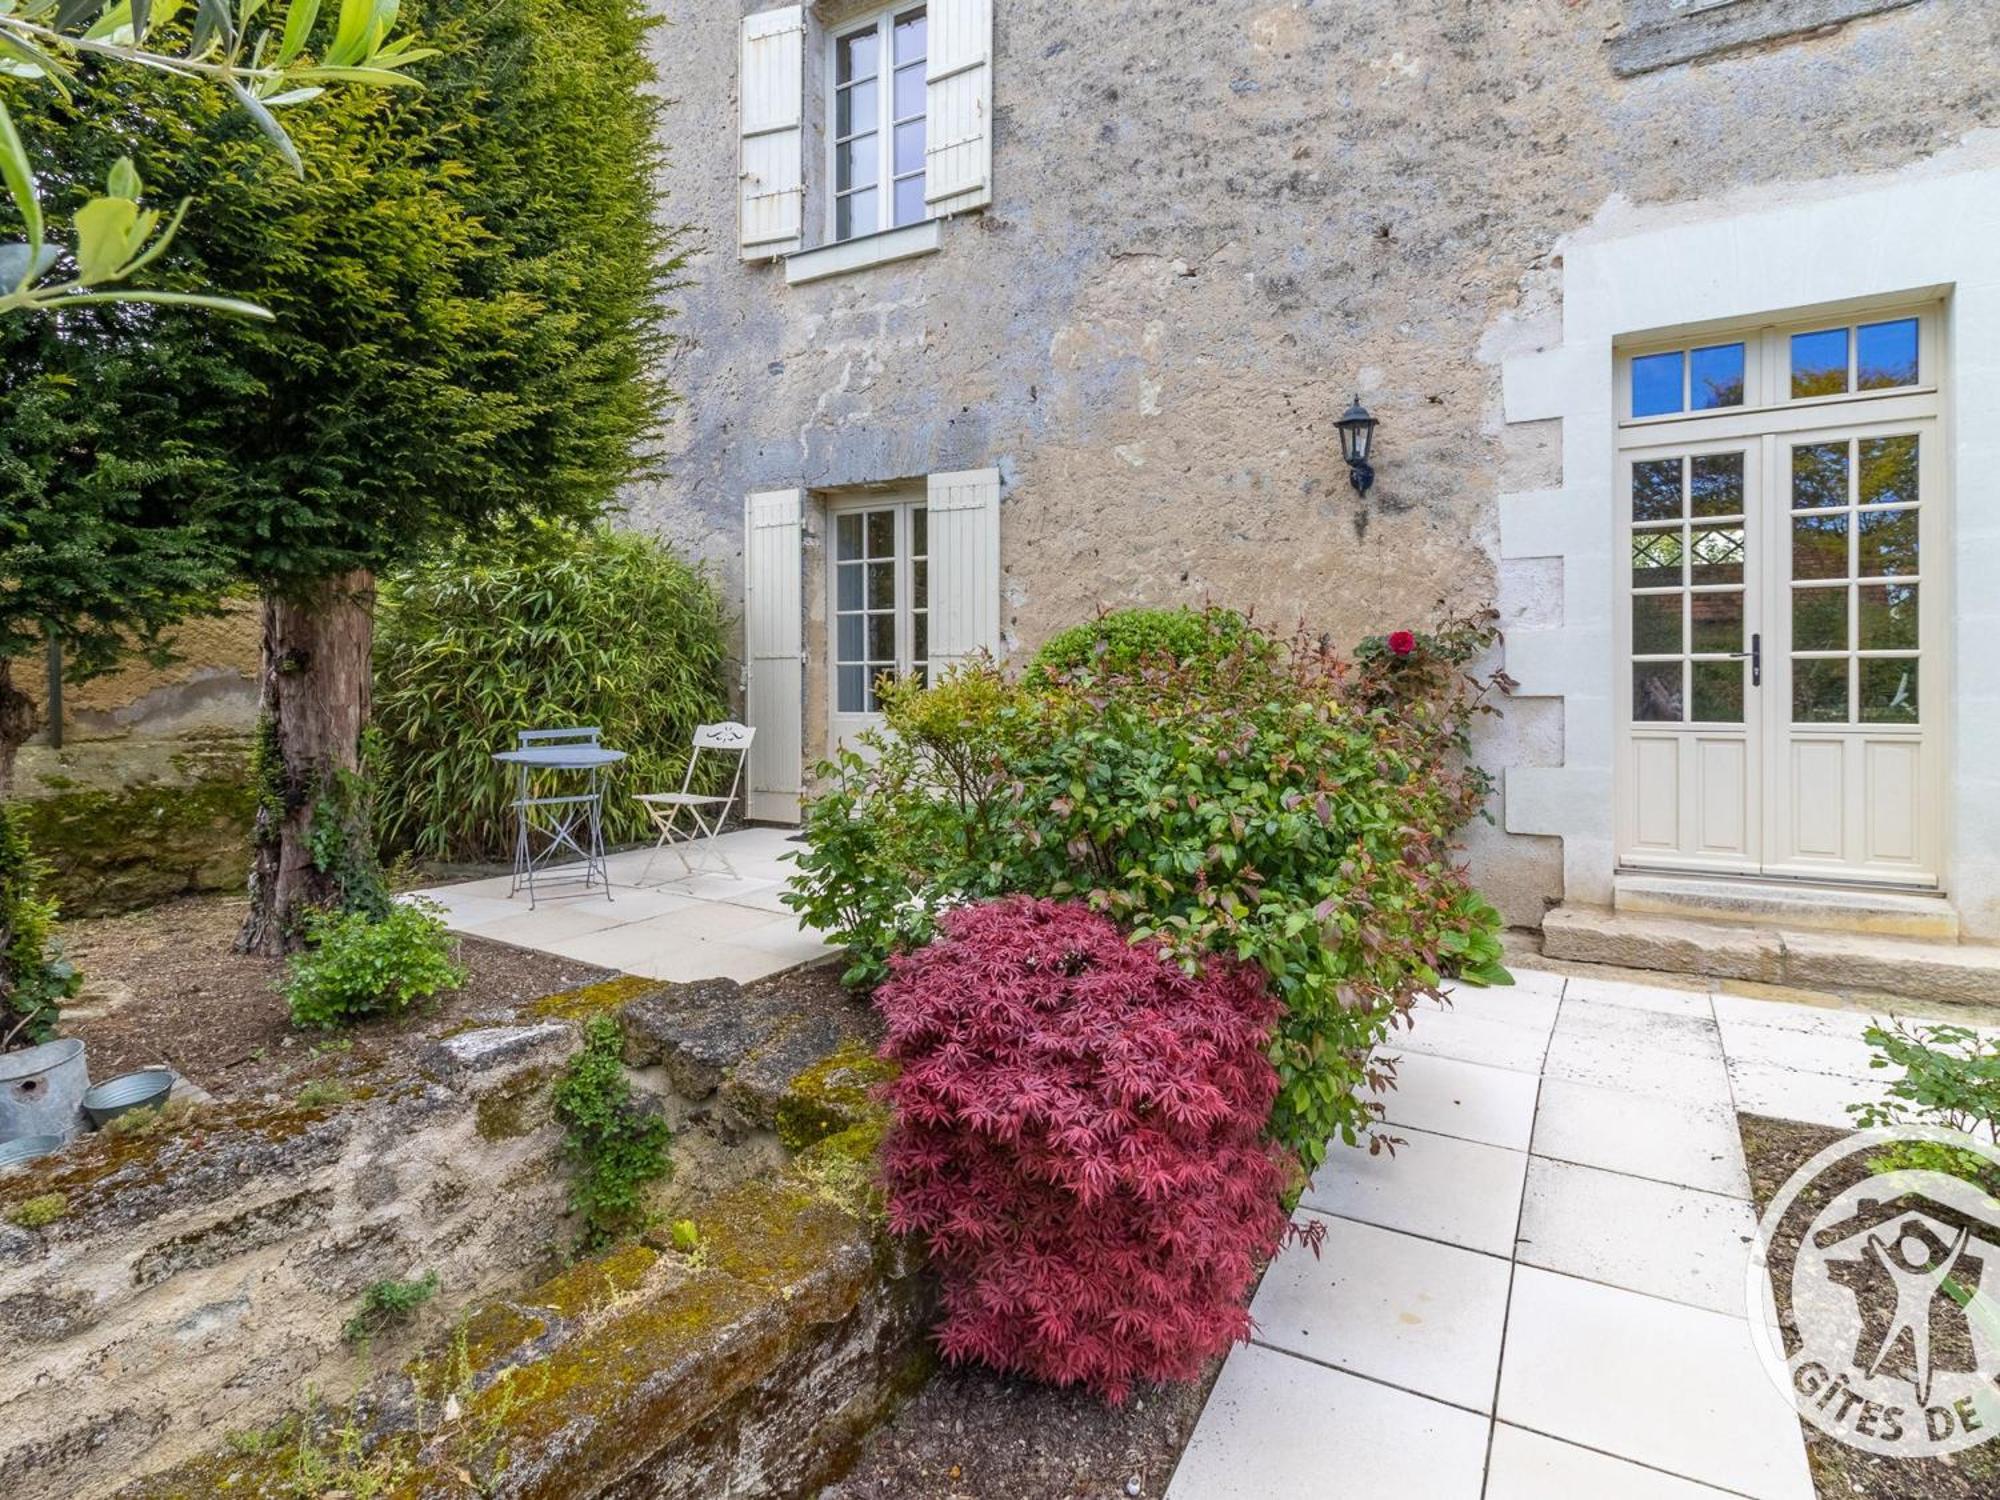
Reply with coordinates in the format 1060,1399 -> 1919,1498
1495,134 -> 2000,939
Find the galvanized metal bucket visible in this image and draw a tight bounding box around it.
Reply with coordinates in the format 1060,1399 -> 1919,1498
0,1133 -> 66,1172
0,1038 -> 89,1143
82,1068 -> 174,1129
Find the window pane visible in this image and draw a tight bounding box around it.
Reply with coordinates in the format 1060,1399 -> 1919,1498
1632,528 -> 1684,590
1857,508 -> 1918,577
1791,442 -> 1848,510
1859,583 -> 1917,651
1793,659 -> 1849,724
1689,525 -> 1744,586
1857,317 -> 1919,390
837,614 -> 864,661
1860,659 -> 1918,724
1632,594 -> 1681,655
835,513 -> 864,560
837,134 -> 878,193
911,507 -> 927,556
866,509 -> 895,556
836,188 -> 878,241
894,118 -> 926,176
894,175 -> 927,227
837,665 -> 865,713
1632,459 -> 1682,522
894,9 -> 926,65
1692,661 -> 1743,724
894,60 -> 926,120
865,673 -> 884,713
837,28 -> 878,83
1632,352 -> 1684,418
1690,592 -> 1742,654
836,78 -> 877,137
1859,434 -> 1918,507
1791,328 -> 1849,398
1633,661 -> 1683,723
866,561 -> 895,608
913,612 -> 927,666
867,613 -> 895,661
1792,587 -> 1848,653
912,558 -> 928,610
1792,514 -> 1848,580
1690,344 -> 1745,410
836,562 -> 863,609
1690,453 -> 1743,517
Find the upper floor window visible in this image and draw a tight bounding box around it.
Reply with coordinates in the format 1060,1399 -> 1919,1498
833,7 -> 929,243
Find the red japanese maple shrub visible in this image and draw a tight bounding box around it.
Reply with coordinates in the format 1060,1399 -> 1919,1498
875,895 -> 1291,1403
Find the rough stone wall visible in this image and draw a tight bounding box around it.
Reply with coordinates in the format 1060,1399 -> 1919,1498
26,605 -> 260,744
626,0 -> 2000,925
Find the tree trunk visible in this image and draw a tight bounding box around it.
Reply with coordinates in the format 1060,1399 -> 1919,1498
0,656 -> 39,800
238,570 -> 376,957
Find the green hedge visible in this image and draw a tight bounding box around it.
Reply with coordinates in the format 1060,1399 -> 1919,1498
1029,606 -> 1265,684
373,529 -> 731,862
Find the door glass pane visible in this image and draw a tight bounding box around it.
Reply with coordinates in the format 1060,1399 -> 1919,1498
912,557 -> 928,610
837,665 -> 865,713
1859,434 -> 1918,506
1632,459 -> 1682,522
913,612 -> 927,668
837,614 -> 863,661
867,613 -> 895,661
1792,514 -> 1848,580
1791,328 -> 1849,398
1631,353 -> 1683,418
866,560 -> 896,608
1793,659 -> 1849,724
1860,659 -> 1918,724
1690,453 -> 1743,517
911,507 -> 927,555
1857,318 -> 1919,390
1633,662 -> 1683,723
866,509 -> 896,556
836,562 -> 863,610
1690,592 -> 1742,654
866,672 -> 885,713
1857,509 -> 1918,577
1692,661 -> 1743,724
1791,587 -> 1847,653
1791,443 -> 1847,509
1858,584 -> 1917,650
1690,526 -> 1744,586
1632,594 -> 1681,655
835,513 -> 864,560
1632,529 -> 1683,590
1690,344 -> 1745,410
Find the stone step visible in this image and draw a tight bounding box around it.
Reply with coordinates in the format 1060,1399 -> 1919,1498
1543,905 -> 2000,1007
1613,872 -> 1960,940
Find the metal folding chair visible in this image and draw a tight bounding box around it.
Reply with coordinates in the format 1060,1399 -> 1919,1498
635,722 -> 756,882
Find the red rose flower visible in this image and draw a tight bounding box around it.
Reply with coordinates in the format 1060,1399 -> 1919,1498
1387,630 -> 1417,657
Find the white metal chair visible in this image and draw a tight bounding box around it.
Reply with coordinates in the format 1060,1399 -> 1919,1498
636,721 -> 756,882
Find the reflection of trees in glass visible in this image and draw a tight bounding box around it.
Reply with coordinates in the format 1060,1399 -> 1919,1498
1793,659 -> 1849,724
1860,660 -> 1918,724
1634,663 -> 1683,722
1860,434 -> 1918,507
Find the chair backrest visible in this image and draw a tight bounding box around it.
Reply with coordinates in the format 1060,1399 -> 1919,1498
518,726 -> 601,748
681,722 -> 756,812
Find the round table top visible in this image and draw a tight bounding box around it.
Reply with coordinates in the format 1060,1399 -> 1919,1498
492,746 -> 628,769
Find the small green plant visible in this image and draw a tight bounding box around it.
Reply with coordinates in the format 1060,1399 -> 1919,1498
1850,1019 -> 2000,1183
668,1218 -> 702,1255
102,1097 -> 198,1139
342,1272 -> 440,1346
295,1078 -> 354,1111
552,1016 -> 672,1249
0,803 -> 80,1050
283,901 -> 466,1030
4,1192 -> 66,1229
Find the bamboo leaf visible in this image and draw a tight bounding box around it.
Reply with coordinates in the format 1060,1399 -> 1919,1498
46,287 -> 273,317
229,77 -> 302,173
0,100 -> 44,261
273,0 -> 314,65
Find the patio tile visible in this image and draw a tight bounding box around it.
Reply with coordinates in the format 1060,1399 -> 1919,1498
1515,1157 -> 1756,1316
1249,1212 -> 1509,1413
416,892 -> 528,930
1530,1076 -> 1750,1198
629,899 -> 792,939
1164,1342 -> 1489,1500
1497,1268 -> 1814,1500
1564,974 -> 1713,1017
1377,1051 -> 1540,1149
1711,991 -> 1884,1039
1302,1126 -> 1527,1257
1428,983 -> 1562,1032
1716,1018 -> 1879,1079
729,918 -> 837,966
1726,1058 -> 1888,1129
649,873 -> 785,903
1542,1007 -> 1733,1109
1463,965 -> 1568,998
1486,1424 -> 1745,1500
458,902 -> 626,945
1392,1008 -> 1552,1074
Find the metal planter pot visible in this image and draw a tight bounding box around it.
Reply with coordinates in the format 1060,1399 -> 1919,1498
0,1038 -> 90,1143
0,1134 -> 66,1172
82,1068 -> 175,1129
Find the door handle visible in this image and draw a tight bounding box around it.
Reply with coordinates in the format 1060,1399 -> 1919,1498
1731,633 -> 1762,687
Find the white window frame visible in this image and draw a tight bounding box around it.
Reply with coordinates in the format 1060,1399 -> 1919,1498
826,4 -> 929,246
826,488 -> 929,752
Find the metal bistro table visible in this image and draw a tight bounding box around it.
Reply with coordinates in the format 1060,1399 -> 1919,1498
494,729 -> 628,908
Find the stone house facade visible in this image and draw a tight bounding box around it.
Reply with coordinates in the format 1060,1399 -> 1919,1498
628,0 -> 2000,962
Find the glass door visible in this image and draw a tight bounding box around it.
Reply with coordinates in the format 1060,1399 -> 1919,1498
828,496 -> 928,754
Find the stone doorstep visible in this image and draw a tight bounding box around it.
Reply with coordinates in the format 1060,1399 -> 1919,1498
1543,905 -> 2000,1007
1613,872 -> 1961,941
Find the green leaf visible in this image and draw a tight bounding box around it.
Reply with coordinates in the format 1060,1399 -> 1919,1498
293,61 -> 420,85
0,100 -> 42,259
72,193 -> 139,281
106,155 -> 141,201
228,78 -> 302,173
274,0 -> 317,65
323,0 -> 371,64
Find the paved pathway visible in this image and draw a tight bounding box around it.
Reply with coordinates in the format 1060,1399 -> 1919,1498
1166,968 -> 1920,1500
410,826 -> 833,983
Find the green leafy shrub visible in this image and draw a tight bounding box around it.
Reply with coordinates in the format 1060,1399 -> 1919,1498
1850,1019 -> 2000,1183
373,528 -> 731,862
342,1273 -> 441,1346
552,1016 -> 672,1249
1029,605 -> 1267,685
787,611 -> 1512,1172
283,902 -> 467,1030
0,803 -> 80,1051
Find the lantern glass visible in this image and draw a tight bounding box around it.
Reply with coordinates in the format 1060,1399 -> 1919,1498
1337,397 -> 1377,465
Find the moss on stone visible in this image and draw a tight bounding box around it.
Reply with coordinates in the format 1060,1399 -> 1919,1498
790,1119 -> 888,1222
774,1042 -> 896,1150
529,1240 -> 660,1321
15,770 -> 255,918
4,1191 -> 67,1229
528,974 -> 658,1024
473,1063 -> 556,1141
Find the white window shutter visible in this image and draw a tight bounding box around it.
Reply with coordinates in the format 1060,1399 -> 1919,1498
743,489 -> 804,821
925,0 -> 992,216
925,468 -> 1001,671
739,7 -> 805,260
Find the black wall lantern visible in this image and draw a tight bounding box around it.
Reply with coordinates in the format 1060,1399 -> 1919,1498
1336,395 -> 1379,498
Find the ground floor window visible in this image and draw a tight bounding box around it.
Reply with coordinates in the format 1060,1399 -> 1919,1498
831,494 -> 928,718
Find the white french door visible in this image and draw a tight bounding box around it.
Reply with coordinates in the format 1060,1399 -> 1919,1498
1615,306 -> 1945,888
827,492 -> 929,754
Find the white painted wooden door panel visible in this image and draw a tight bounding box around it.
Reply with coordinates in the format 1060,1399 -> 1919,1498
744,489 -> 804,822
